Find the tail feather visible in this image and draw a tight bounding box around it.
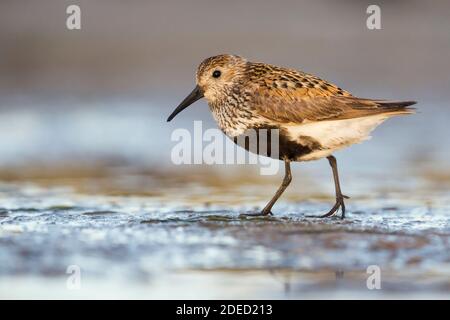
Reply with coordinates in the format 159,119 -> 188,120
373,100 -> 417,116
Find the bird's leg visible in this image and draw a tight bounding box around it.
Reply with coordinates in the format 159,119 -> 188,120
260,160 -> 292,215
320,155 -> 349,219
242,160 -> 292,217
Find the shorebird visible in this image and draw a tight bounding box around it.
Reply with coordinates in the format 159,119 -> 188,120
167,54 -> 415,218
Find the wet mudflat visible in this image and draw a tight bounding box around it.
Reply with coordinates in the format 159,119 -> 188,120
0,166 -> 449,299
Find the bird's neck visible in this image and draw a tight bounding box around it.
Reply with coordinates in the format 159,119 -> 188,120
208,89 -> 262,137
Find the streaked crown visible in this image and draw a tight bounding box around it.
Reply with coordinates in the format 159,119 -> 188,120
196,54 -> 247,103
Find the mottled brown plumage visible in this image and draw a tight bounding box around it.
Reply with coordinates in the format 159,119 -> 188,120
192,55 -> 415,138
168,54 -> 416,218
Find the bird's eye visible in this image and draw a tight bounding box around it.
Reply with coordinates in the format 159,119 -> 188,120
212,70 -> 221,78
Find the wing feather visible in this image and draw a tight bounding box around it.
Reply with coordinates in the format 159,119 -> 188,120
250,88 -> 416,123
244,63 -> 416,124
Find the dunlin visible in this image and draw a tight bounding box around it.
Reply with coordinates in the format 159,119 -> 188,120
167,54 -> 416,218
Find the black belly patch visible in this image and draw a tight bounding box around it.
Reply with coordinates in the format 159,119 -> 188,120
232,126 -> 322,161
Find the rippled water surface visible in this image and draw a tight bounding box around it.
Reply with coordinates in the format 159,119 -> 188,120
0,164 -> 449,299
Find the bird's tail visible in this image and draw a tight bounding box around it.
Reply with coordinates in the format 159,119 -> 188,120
374,100 -> 417,116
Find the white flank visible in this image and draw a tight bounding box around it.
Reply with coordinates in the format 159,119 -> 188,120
285,114 -> 391,161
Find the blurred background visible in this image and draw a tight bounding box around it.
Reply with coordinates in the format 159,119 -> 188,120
1,0 -> 450,299
0,0 -> 449,171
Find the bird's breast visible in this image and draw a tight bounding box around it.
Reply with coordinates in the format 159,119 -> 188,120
209,102 -> 261,137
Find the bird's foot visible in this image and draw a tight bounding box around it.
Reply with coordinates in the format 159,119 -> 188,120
319,194 -> 348,219
239,209 -> 273,217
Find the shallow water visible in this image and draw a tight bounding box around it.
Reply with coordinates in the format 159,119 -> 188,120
0,165 -> 449,299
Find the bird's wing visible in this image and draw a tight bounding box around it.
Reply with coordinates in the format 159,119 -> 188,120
245,65 -> 415,123
251,94 -> 416,124
247,62 -> 353,99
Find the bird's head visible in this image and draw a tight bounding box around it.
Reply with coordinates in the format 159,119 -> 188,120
167,54 -> 247,122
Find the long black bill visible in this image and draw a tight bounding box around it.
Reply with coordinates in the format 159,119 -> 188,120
167,85 -> 204,122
